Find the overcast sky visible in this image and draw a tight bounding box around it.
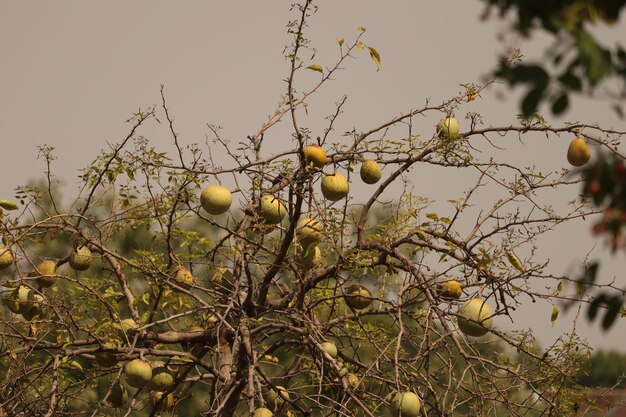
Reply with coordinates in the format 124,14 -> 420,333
1,1 -> 625,351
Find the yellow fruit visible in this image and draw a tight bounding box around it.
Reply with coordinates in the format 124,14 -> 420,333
149,391 -> 174,412
265,385 -> 290,410
150,366 -> 175,391
295,245 -> 322,270
303,145 -> 327,168
436,116 -> 460,139
390,391 -> 421,417
259,195 -> 287,224
69,246 -> 92,271
0,246 -> 14,270
108,382 -> 128,408
296,218 -> 323,248
254,407 -> 273,417
200,184 -> 232,215
124,359 -> 152,388
567,137 -> 591,167
321,173 -> 350,201
36,259 -> 58,288
345,372 -> 360,388
173,265 -> 194,286
321,341 -> 338,359
360,160 -> 382,184
344,285 -> 372,310
6,285 -> 35,314
457,298 -> 494,337
21,294 -> 44,320
439,280 -> 462,299
95,341 -> 119,368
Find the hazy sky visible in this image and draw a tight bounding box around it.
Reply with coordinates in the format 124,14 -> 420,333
1,2 -> 625,350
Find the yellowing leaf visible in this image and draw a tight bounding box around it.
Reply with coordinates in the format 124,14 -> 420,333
357,26 -> 366,33
0,200 -> 18,210
356,41 -> 365,51
306,64 -> 324,74
368,46 -> 381,71
551,305 -> 559,325
337,38 -> 344,46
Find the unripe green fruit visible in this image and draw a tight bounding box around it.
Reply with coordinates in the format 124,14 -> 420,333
321,173 -> 350,201
296,217 -> 323,248
69,246 -> 92,271
6,285 -> 35,314
295,245 -> 322,270
457,298 -> 494,337
344,285 -> 372,310
265,385 -> 290,410
390,391 -> 421,417
436,116 -> 460,139
150,366 -> 175,391
149,391 -> 174,412
0,246 -> 14,270
108,382 -> 128,408
36,259 -> 58,287
95,342 -> 119,368
200,184 -> 232,215
360,160 -> 382,184
124,359 -> 152,388
254,407 -> 273,417
303,145 -> 327,168
321,341 -> 338,359
21,294 -> 44,320
567,137 -> 591,167
259,195 -> 287,224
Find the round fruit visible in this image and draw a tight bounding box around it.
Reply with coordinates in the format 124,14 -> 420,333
173,265 -> 194,286
254,407 -> 273,417
321,173 -> 350,201
150,366 -> 175,391
296,217 -> 323,248
457,298 -> 494,337
321,341 -> 338,359
303,145 -> 327,168
360,160 -> 382,184
69,246 -> 92,271
265,385 -> 290,410
344,285 -> 372,310
439,280 -> 462,299
567,137 -> 591,167
149,391 -> 174,412
200,184 -> 232,215
124,359 -> 152,388
21,294 -> 44,321
95,342 -> 119,368
108,382 -> 128,408
344,372 -> 360,388
436,116 -> 460,139
295,245 -> 322,270
36,259 -> 58,287
0,246 -> 14,270
259,195 -> 287,224
6,285 -> 35,315
390,391 -> 421,417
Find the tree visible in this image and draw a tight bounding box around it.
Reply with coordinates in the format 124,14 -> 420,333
0,2 -> 623,416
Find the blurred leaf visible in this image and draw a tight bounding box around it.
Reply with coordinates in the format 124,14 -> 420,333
551,305 -> 559,325
306,64 -> 324,73
0,200 -> 18,211
368,46 -> 381,71
552,93 -> 569,115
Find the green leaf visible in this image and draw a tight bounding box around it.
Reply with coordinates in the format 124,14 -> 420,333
306,64 -> 324,74
368,46 -> 381,71
0,200 -> 18,211
575,29 -> 612,84
426,213 -> 438,220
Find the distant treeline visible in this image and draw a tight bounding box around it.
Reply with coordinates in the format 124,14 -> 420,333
577,351 -> 626,388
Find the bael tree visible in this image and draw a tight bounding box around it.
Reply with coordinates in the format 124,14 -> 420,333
0,2 -> 624,416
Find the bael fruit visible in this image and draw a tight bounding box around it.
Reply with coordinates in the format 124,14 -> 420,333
457,298 -> 494,337
21,294 -> 44,320
124,359 -> 153,388
321,341 -> 338,359
108,382 -> 128,408
150,391 -> 174,412
265,385 -> 290,410
321,173 -> 350,201
0,246 -> 14,270
567,137 -> 591,167
390,391 -> 421,417
296,218 -> 323,248
436,116 -> 460,139
69,246 -> 92,271
303,145 -> 327,168
259,195 -> 287,224
360,160 -> 382,184
200,185 -> 232,215
295,245 -> 322,270
150,366 -> 175,391
344,285 -> 372,310
35,259 -> 58,288
254,408 -> 273,417
6,285 -> 35,315
95,341 -> 119,368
